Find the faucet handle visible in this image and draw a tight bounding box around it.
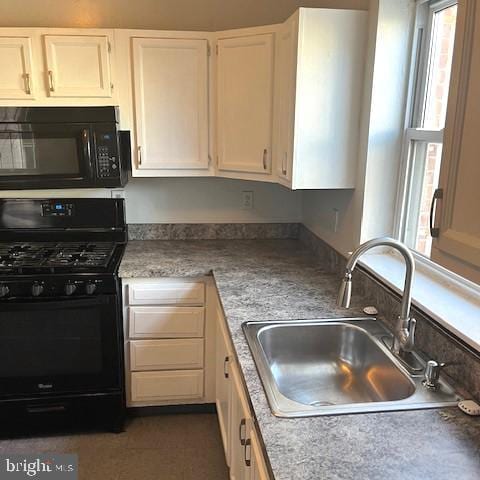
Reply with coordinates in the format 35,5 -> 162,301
423,360 -> 444,390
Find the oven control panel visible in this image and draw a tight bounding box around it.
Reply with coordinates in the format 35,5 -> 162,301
0,276 -> 116,299
42,201 -> 74,217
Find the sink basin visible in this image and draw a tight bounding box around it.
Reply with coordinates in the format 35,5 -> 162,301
243,318 -> 461,417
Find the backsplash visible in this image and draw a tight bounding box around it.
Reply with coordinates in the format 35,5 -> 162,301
128,223 -> 300,240
298,224 -> 480,401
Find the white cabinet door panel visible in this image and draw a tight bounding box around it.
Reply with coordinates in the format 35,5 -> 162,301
44,34 -> 112,97
128,281 -> 205,306
132,37 -> 209,170
131,370 -> 204,403
129,306 -> 205,338
0,37 -> 34,99
217,34 -> 274,174
130,339 -> 204,371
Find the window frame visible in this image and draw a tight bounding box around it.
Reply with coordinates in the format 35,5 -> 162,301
394,0 -> 458,262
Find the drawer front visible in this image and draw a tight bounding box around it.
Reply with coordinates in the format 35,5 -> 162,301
129,306 -> 205,338
128,282 -> 205,305
131,370 -> 204,402
130,339 -> 204,371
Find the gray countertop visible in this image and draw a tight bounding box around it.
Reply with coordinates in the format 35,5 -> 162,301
120,239 -> 480,480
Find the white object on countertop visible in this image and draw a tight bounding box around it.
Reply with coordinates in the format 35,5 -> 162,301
458,400 -> 480,416
363,306 -> 379,315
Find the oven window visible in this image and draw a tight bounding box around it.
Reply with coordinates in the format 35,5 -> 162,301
0,306 -> 103,377
0,132 -> 80,176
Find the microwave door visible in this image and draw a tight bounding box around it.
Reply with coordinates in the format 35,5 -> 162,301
0,124 -> 94,189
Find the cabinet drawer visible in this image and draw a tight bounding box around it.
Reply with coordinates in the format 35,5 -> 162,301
128,281 -> 205,305
131,370 -> 204,402
129,306 -> 205,338
130,339 -> 204,371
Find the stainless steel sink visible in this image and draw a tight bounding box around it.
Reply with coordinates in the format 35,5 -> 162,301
243,318 -> 461,417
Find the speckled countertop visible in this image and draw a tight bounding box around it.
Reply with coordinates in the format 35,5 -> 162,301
120,240 -> 480,480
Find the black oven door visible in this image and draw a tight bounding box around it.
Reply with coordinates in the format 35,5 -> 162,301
0,295 -> 122,399
0,123 -> 95,190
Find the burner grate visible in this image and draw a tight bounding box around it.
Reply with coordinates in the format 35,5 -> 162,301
0,242 -> 116,272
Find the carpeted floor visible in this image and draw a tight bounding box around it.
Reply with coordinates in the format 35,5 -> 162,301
0,413 -> 229,480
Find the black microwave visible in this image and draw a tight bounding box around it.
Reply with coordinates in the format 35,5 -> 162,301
0,107 -> 130,190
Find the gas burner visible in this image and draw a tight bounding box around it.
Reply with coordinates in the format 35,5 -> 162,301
0,242 -> 116,273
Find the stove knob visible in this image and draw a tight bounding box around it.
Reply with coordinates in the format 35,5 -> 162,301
0,284 -> 10,298
64,282 -> 77,296
31,282 -> 44,297
85,282 -> 97,295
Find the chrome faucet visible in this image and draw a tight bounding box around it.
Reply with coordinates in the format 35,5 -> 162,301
337,237 -> 416,355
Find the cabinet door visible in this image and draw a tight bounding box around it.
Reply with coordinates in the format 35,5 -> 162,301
217,34 -> 274,175
215,306 -> 233,466
229,362 -> 252,480
274,17 -> 298,184
248,428 -> 270,480
431,0 -> 480,283
132,37 -> 209,171
44,34 -> 112,97
0,37 -> 34,99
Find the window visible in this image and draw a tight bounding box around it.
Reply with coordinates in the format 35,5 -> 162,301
397,0 -> 457,257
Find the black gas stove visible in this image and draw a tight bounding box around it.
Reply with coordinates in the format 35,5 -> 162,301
0,198 -> 127,435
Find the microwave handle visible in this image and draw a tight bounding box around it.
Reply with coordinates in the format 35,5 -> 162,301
81,128 -> 94,176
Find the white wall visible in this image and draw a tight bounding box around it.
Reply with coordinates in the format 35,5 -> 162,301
123,178 -> 302,223
0,177 -> 302,224
0,0 -> 368,30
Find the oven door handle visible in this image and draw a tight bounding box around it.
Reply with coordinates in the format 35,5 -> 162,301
0,295 -> 114,311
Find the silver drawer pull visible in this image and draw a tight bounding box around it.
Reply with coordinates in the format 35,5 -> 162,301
262,148 -> 268,170
223,356 -> 229,378
239,418 -> 246,445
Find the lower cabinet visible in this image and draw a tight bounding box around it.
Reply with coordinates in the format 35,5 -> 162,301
215,297 -> 270,480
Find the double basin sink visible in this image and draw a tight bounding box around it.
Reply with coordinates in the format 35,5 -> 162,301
243,318 -> 460,417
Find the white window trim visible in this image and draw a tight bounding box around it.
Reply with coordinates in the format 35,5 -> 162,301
375,0 -> 480,351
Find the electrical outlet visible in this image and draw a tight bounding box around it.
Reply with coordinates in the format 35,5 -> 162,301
242,191 -> 254,209
111,189 -> 125,199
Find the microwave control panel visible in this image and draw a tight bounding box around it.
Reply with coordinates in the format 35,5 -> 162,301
95,131 -> 120,179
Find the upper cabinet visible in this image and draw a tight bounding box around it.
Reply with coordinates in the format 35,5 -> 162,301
274,9 -> 368,189
43,34 -> 113,98
131,37 -> 210,172
431,0 -> 480,283
0,36 -> 35,99
0,28 -> 116,105
216,31 -> 275,179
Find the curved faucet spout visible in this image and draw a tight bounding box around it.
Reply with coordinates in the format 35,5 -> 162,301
337,237 -> 416,354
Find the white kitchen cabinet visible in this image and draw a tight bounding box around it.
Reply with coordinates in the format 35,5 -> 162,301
122,278 -> 215,408
0,28 -> 116,106
131,36 -> 210,172
0,36 -> 35,99
274,8 -> 368,189
216,31 -> 275,179
215,301 -> 233,466
44,34 -> 113,98
229,361 -> 252,480
248,428 -> 270,480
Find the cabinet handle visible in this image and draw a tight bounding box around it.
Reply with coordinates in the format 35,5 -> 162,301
223,356 -> 229,378
244,438 -> 252,467
262,148 -> 268,170
137,145 -> 142,166
429,188 -> 443,238
239,418 -> 246,445
48,70 -> 55,92
282,151 -> 287,175
25,73 -> 31,95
